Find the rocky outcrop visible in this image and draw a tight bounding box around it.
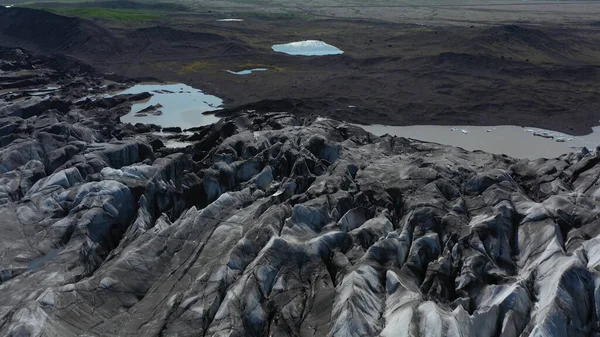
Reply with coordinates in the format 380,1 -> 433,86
1,49 -> 600,337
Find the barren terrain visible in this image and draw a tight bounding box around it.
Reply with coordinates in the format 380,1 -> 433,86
2,2 -> 600,134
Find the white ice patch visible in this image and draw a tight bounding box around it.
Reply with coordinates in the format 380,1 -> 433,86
272,40 -> 344,56
225,68 -> 268,75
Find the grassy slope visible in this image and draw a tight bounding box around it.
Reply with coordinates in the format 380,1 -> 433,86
18,1 -> 187,22
42,7 -> 160,21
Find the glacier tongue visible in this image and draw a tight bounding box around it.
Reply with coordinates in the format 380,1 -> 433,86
0,50 -> 599,336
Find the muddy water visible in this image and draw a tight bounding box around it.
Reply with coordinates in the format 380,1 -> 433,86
358,124 -> 600,159
118,83 -> 222,129
272,40 -> 344,56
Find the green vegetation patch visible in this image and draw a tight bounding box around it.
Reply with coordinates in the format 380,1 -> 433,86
40,7 -> 160,21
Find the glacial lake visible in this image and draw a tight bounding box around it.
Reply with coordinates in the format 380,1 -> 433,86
358,124 -> 600,159
272,40 -> 344,56
118,83 -> 222,129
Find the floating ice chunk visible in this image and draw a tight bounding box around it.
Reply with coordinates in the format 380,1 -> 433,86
533,132 -> 553,139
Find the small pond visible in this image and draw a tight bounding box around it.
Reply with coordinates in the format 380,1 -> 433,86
272,40 -> 344,56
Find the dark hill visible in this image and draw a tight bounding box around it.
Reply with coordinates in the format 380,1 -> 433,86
129,26 -> 226,43
125,26 -> 254,57
0,8 -> 260,64
0,7 -> 125,59
469,24 -> 585,64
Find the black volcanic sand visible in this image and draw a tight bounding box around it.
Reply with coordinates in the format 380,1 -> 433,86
1,7 -> 600,135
